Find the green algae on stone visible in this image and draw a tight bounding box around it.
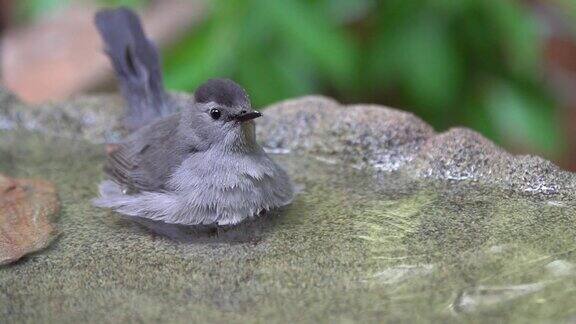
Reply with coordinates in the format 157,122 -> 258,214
354,181 -> 576,322
357,191 -> 435,263
2,131 -> 576,322
0,131 -> 408,322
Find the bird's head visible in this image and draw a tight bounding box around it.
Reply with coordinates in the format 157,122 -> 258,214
183,78 -> 262,150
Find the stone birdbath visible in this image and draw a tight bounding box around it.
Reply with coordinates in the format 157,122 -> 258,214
1,86 -> 576,322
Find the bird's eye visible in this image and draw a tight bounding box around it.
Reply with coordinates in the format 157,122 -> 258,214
209,108 -> 221,120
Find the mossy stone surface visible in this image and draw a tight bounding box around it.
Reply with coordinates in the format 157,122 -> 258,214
1,131 -> 576,323
2,88 -> 576,322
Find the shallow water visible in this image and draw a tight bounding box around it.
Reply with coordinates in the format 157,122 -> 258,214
1,131 -> 576,323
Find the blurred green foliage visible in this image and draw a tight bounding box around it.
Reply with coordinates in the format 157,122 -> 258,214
13,0 -> 572,157
163,0 -> 566,157
14,0 -> 146,22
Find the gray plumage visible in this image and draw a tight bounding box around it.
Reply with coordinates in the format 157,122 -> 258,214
93,8 -> 294,226
95,7 -> 174,130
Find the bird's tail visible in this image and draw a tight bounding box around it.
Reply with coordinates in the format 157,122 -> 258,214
94,7 -> 174,130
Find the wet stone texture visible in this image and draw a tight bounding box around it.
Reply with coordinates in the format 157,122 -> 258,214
255,96 -> 436,171
2,88 -> 576,322
258,96 -> 576,197
0,173 -> 60,265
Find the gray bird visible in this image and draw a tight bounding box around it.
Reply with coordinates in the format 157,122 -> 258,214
92,8 -> 294,226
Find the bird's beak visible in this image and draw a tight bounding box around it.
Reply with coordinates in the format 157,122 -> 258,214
234,110 -> 262,122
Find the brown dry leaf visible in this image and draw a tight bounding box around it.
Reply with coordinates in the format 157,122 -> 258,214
0,173 -> 60,265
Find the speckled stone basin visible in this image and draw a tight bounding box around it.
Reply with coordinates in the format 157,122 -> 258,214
1,89 -> 576,322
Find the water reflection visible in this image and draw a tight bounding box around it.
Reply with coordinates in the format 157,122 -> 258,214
450,283 -> 546,314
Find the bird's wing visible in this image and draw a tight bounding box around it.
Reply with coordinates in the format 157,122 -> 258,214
104,114 -> 190,192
